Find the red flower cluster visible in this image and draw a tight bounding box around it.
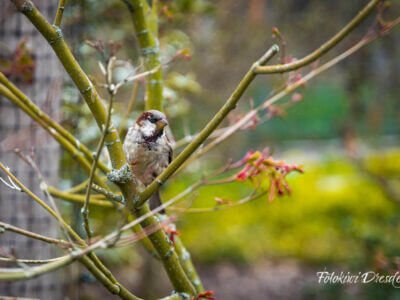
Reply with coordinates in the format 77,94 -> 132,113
192,291 -> 216,300
234,148 -> 303,202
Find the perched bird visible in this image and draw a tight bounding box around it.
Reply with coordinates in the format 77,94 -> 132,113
123,110 -> 172,210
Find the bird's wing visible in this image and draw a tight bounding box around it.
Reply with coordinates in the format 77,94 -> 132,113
168,142 -> 173,164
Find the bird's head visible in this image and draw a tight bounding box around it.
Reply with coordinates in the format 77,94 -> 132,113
136,110 -> 169,141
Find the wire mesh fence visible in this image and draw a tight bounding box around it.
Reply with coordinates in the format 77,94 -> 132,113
0,1 -> 64,298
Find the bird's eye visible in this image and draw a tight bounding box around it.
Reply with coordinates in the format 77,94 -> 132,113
149,116 -> 157,123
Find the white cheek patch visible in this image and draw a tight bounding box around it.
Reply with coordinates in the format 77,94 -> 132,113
140,121 -> 156,137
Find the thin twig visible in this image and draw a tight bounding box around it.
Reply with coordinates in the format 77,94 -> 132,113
113,64 -> 160,93
0,167 -> 21,191
0,162 -> 83,243
255,0 -> 380,74
90,184 -> 125,204
14,149 -> 74,245
168,190 -> 268,213
82,56 -> 117,242
0,256 -> 69,265
0,221 -> 73,247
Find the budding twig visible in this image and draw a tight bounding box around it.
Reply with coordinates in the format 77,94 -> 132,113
0,221 -> 74,247
82,56 -> 117,243
90,184 -> 125,204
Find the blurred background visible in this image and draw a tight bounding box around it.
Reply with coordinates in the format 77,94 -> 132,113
1,0 -> 400,299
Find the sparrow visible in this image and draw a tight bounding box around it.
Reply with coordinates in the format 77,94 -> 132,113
123,110 -> 173,210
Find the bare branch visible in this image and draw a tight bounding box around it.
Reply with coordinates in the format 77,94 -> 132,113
0,221 -> 73,247
255,0 -> 380,74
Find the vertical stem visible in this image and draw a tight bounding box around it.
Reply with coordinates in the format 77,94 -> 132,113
174,237 -> 204,293
82,93 -> 115,241
54,0 -> 66,27
125,0 -> 163,110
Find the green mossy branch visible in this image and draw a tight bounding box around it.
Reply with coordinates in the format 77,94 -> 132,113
174,237 -> 204,293
79,256 -> 142,300
0,255 -> 75,281
47,186 -> 114,208
124,0 -> 163,111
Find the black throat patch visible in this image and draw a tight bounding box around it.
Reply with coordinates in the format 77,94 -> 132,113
142,129 -> 163,145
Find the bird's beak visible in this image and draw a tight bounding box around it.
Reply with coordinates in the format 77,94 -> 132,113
156,118 -> 168,130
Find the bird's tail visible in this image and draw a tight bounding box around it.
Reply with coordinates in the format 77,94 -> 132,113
149,190 -> 165,214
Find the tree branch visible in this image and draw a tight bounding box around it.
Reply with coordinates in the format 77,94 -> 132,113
123,0 -> 163,110
82,87 -> 115,242
0,256 -> 68,265
0,221 -> 72,247
174,22 -> 397,173
90,184 -> 125,204
254,0 -> 380,74
47,186 -> 113,208
0,255 -> 74,281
